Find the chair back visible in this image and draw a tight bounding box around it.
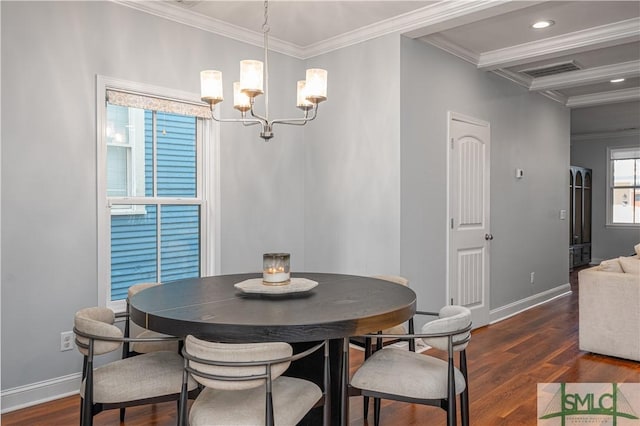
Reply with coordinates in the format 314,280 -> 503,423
421,305 -> 471,352
74,307 -> 123,356
372,275 -> 409,287
184,335 -> 293,391
127,282 -> 160,299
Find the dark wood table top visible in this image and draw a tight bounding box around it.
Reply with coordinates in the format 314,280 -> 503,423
129,272 -> 416,343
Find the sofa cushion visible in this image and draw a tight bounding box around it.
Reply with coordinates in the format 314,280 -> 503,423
619,256 -> 640,275
599,258 -> 623,273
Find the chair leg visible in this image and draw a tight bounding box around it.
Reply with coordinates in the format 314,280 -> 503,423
82,369 -> 94,426
178,361 -> 189,426
363,396 -> 369,419
119,407 -> 125,422
408,318 -> 416,352
78,397 -> 84,426
460,351 -> 469,426
363,337 -> 372,419
373,396 -> 381,426
461,390 -> 469,426
447,365 -> 456,426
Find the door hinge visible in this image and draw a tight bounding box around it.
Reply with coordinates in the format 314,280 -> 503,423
450,138 -> 454,149
450,218 -> 454,229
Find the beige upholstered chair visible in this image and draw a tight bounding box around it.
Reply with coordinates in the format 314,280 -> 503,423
74,307 -> 198,426
350,305 -> 472,426
350,275 -> 415,350
124,282 -> 179,356
349,275 -> 416,418
179,335 -> 330,426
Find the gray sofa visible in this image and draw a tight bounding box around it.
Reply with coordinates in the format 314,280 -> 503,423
578,251 -> 640,362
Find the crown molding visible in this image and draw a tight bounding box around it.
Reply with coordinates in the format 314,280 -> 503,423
490,68 -> 531,89
492,69 -> 568,106
112,0 -> 526,60
530,60 -> 640,91
421,34 -> 479,65
304,0 -> 519,58
566,87 -> 640,108
541,90 -> 569,106
478,18 -> 640,70
571,128 -> 640,141
111,0 -> 306,58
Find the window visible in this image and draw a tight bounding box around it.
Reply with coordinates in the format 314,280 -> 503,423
97,76 -> 218,311
608,146 -> 640,226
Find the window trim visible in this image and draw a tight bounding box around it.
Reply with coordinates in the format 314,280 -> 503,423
96,75 -> 220,311
606,146 -> 640,228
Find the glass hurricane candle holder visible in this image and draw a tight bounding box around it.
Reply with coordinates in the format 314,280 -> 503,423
263,253 -> 290,285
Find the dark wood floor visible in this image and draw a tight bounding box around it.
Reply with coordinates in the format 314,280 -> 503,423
3,268 -> 639,425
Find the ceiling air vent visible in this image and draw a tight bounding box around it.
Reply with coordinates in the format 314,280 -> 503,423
521,61 -> 581,78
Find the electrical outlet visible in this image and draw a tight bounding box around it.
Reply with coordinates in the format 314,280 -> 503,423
60,331 -> 74,352
530,272 -> 535,284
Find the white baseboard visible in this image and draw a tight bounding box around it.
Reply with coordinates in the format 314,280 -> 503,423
1,372 -> 80,414
489,283 -> 572,324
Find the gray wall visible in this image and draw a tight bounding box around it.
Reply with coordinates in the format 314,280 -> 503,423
1,1 -> 305,391
571,135 -> 640,261
400,37 -> 570,313
303,35 -> 402,275
2,1 -> 573,405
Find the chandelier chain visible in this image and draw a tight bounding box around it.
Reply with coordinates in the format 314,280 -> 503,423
263,0 -> 270,119
263,0 -> 270,33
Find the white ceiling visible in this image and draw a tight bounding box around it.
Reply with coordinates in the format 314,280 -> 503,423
118,0 -> 640,134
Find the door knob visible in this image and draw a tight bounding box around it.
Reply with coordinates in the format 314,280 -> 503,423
485,234 -> 494,240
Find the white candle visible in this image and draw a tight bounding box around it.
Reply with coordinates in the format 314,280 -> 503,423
263,271 -> 290,284
263,253 -> 291,285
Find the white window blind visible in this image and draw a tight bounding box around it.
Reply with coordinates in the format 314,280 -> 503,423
611,147 -> 640,160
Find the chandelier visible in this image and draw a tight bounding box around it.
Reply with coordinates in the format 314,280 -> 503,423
199,0 -> 328,141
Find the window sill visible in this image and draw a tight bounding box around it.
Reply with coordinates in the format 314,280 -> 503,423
108,299 -> 127,314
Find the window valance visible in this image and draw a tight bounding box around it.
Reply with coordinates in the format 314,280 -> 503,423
106,89 -> 211,119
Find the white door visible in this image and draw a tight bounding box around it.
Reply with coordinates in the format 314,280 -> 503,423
448,113 -> 491,327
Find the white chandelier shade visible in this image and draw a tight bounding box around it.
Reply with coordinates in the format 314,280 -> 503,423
199,1 -> 327,141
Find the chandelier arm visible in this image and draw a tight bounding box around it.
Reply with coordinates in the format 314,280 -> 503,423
208,110 -> 264,126
270,104 -> 319,126
248,105 -> 268,123
242,121 -> 262,128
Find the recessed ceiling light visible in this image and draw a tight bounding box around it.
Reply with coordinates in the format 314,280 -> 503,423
610,78 -> 625,83
532,20 -> 554,29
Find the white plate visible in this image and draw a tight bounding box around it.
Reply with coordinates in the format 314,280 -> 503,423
234,277 -> 318,294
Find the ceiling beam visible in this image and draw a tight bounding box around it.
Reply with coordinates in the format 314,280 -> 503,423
401,1 -> 546,40
305,1 -> 544,59
530,61 -> 640,91
477,18 -> 640,70
566,87 -> 640,108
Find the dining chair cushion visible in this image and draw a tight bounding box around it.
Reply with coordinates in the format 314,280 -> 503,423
189,376 -> 321,426
185,336 -> 293,391
421,305 -> 471,351
130,329 -> 180,354
350,347 -> 466,400
75,307 -> 122,356
80,350 -> 196,404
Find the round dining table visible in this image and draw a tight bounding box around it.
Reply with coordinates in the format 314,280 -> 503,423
129,272 -> 417,425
